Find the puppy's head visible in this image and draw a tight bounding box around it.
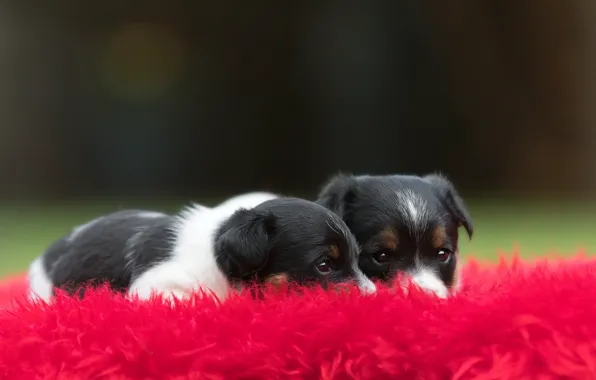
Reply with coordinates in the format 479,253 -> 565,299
213,197 -> 376,294
316,173 -> 473,298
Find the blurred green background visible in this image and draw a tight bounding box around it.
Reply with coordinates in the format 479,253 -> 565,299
1,2 -> 596,279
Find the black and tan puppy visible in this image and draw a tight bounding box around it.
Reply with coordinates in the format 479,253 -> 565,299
316,173 -> 473,298
28,197 -> 376,303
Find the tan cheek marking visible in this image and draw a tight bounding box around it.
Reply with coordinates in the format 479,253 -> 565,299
432,226 -> 447,249
380,227 -> 398,250
265,273 -> 289,289
329,244 -> 340,260
450,253 -> 462,293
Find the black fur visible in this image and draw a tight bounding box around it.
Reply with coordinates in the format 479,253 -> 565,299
42,210 -> 175,296
316,173 -> 473,290
213,197 -> 365,289
422,174 -> 473,238
214,209 -> 276,280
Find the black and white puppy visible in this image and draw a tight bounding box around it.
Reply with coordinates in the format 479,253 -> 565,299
28,197 -> 376,303
316,173 -> 473,298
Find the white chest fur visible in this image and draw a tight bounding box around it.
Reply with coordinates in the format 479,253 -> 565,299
128,204 -> 237,302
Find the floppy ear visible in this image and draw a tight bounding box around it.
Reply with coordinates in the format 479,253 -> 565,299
423,173 -> 474,240
214,209 -> 276,279
316,173 -> 357,218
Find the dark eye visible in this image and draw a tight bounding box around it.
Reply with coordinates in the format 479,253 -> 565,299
437,249 -> 453,263
316,260 -> 332,274
372,250 -> 390,264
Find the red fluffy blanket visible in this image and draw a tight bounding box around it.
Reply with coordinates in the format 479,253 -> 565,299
1,254 -> 595,379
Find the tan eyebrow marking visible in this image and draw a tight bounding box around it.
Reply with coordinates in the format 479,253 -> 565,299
329,244 -> 340,260
379,227 -> 398,251
432,226 -> 447,249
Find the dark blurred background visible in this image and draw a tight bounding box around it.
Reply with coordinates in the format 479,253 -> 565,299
1,1 -> 596,276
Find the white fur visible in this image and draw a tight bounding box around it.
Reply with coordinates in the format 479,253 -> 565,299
127,204 -> 236,302
27,257 -> 53,301
409,268 -> 449,299
354,267 -> 377,294
135,211 -> 167,219
395,189 -> 429,236
213,192 -> 278,214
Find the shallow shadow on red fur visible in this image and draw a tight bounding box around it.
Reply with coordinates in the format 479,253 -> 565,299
1,253 -> 596,379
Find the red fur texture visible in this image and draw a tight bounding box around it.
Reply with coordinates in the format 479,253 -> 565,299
0,255 -> 595,379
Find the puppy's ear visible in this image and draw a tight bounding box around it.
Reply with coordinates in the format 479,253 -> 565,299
214,209 -> 276,279
316,173 -> 357,218
423,173 -> 474,240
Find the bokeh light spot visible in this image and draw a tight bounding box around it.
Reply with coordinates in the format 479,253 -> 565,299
99,22 -> 187,101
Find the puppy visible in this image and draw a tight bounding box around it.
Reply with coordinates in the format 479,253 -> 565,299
28,197 -> 376,303
316,173 -> 473,298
